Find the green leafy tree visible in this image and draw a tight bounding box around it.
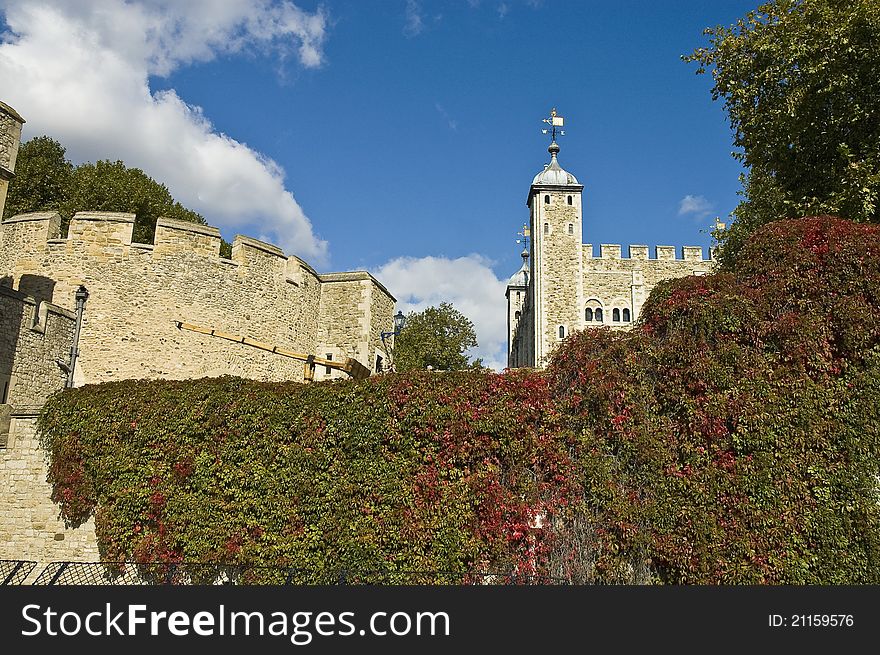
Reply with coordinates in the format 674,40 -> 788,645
685,0 -> 880,265
5,136 -> 213,248
64,160 -> 206,244
3,136 -> 73,219
392,302 -> 482,372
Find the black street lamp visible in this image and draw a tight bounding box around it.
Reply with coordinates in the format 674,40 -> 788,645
64,285 -> 89,388
380,310 -> 406,372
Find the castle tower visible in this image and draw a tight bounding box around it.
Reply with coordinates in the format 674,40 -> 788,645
0,101 -> 25,220
527,114 -> 583,366
505,247 -> 529,368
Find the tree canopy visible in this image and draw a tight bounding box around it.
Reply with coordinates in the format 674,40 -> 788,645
685,0 -> 880,265
392,302 -> 482,372
3,135 -> 73,219
4,136 -> 207,246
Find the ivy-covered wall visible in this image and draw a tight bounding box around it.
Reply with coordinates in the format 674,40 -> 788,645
37,217 -> 880,584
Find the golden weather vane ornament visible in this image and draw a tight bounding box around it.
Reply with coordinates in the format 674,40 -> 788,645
516,223 -> 530,251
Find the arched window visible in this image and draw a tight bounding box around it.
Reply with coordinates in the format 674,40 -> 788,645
568,223 -> 573,235
585,307 -> 593,322
559,325 -> 565,339
623,308 -> 631,322
544,194 -> 550,204
595,308 -> 604,322
613,308 -> 621,322
567,195 -> 573,205
544,223 -> 549,235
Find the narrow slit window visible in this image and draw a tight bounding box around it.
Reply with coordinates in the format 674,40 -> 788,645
568,223 -> 574,235
544,223 -> 549,235
515,311 -> 521,320
544,194 -> 550,204
567,195 -> 572,205
559,325 -> 565,339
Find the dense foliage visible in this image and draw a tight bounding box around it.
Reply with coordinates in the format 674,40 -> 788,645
549,217 -> 880,583
39,371 -> 575,582
685,0 -> 880,265
2,136 -> 73,220
38,217 -> 880,583
5,136 -> 215,249
392,302 -> 483,372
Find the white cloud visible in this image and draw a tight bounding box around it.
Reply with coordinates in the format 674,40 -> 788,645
403,0 -> 424,37
678,194 -> 713,220
372,254 -> 509,371
0,0 -> 329,265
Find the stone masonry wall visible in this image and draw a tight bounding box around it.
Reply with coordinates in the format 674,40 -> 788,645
509,283 -> 534,369
0,416 -> 99,569
581,244 -> 713,328
316,273 -> 396,379
0,286 -> 97,572
367,274 -> 396,372
0,286 -> 75,411
532,188 -> 584,366
1,211 -> 331,384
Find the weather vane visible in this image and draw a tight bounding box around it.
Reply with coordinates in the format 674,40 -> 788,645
541,107 -> 565,143
516,223 -> 530,253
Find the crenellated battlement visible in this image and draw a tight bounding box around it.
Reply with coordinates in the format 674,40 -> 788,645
583,243 -> 712,261
0,211 -> 322,284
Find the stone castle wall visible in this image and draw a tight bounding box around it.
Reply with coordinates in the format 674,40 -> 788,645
0,286 -> 75,412
0,211 -> 394,386
0,286 -> 98,569
0,418 -> 100,569
316,272 -> 395,380
580,243 -> 712,328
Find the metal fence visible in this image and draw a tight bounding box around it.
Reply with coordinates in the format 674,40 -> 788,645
0,560 -> 38,585
29,562 -> 572,586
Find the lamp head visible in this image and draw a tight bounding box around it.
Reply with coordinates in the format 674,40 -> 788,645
393,310 -> 406,334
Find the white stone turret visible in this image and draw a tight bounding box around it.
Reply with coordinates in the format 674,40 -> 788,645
505,248 -> 529,368
527,138 -> 584,366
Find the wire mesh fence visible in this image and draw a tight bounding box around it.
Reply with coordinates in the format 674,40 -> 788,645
0,560 -> 38,585
30,562 -> 573,586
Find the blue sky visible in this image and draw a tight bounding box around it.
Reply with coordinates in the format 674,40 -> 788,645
0,0 -> 757,369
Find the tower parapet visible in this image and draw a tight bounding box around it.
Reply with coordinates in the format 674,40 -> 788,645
581,243 -> 711,261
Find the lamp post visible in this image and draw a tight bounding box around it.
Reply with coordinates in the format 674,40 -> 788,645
65,285 -> 89,388
380,310 -> 406,372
